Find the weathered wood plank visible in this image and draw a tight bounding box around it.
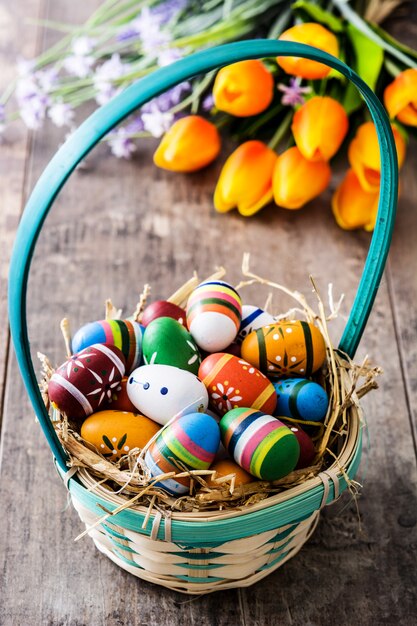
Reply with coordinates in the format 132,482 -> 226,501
0,0 -> 43,428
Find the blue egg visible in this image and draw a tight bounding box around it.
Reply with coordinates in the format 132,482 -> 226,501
273,378 -> 329,422
237,305 -> 275,342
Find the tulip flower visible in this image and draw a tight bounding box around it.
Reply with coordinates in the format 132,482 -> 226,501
277,23 -> 339,80
348,121 -> 406,192
384,68 -> 417,126
292,96 -> 348,162
214,140 -> 277,216
273,146 -> 331,210
153,115 -> 221,172
212,60 -> 274,117
332,169 -> 379,231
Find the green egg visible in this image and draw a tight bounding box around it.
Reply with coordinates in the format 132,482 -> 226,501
142,316 -> 201,374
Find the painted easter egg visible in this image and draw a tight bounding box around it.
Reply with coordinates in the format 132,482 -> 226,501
241,320 -> 326,377
48,344 -> 125,420
237,305 -> 275,342
142,317 -> 201,374
145,412 -> 220,495
220,408 -> 300,480
199,353 -> 276,416
273,377 -> 329,422
186,280 -> 242,352
127,364 -> 208,425
72,319 -> 144,373
141,300 -> 187,328
80,409 -> 160,459
104,376 -> 138,412
207,459 -> 253,487
286,425 -> 316,469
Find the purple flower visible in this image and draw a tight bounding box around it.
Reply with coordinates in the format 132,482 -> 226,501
108,128 -> 137,159
142,82 -> 190,115
64,54 -> 94,78
16,76 -> 50,130
93,54 -> 127,105
71,36 -> 95,56
0,104 -> 6,134
152,0 -> 188,24
124,116 -> 144,134
36,67 -> 59,92
278,78 -> 311,107
202,93 -> 214,112
17,57 -> 35,76
142,104 -> 173,137
48,101 -> 75,127
117,1 -> 187,43
157,47 -> 182,67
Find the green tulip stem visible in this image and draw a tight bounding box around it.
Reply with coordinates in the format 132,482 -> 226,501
268,110 -> 293,151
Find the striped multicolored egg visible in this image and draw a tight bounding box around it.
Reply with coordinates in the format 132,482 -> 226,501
186,280 -> 242,352
199,353 -> 276,416
72,319 -> 144,373
143,317 -> 201,374
80,409 -> 160,459
48,344 -> 125,420
287,425 -> 316,469
144,412 -> 220,495
104,376 -> 138,412
220,408 -> 300,480
127,364 -> 208,425
241,320 -> 326,377
237,305 -> 275,342
273,378 -> 329,422
141,301 -> 187,328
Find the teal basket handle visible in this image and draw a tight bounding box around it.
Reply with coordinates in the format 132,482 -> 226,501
8,40 -> 398,473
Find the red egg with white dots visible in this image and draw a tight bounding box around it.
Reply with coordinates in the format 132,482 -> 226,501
198,353 -> 276,417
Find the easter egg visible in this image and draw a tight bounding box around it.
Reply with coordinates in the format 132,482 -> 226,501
80,409 -> 160,459
199,353 -> 276,416
237,305 -> 275,342
273,378 -> 329,422
141,300 -> 187,328
48,344 -> 125,420
72,319 -> 144,373
145,412 -> 220,495
287,425 -> 316,469
207,459 -> 253,487
220,408 -> 300,480
142,317 -> 201,374
186,280 -> 242,352
127,364 -> 208,425
104,376 -> 138,412
241,320 -> 326,377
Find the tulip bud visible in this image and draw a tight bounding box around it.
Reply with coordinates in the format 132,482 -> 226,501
348,121 -> 406,192
214,141 -> 277,216
292,96 -> 348,162
213,60 -> 274,117
153,115 -> 221,172
384,68 -> 417,127
273,146 -> 331,210
332,169 -> 379,231
277,23 -> 339,80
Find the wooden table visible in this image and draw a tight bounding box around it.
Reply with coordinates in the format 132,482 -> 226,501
1,1 -> 416,624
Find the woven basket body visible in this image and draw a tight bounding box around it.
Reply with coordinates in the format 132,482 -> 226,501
9,40 -> 398,593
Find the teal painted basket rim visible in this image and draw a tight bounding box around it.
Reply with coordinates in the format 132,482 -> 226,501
8,40 -> 397,475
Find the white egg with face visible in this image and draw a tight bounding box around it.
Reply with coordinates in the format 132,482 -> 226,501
126,364 -> 209,425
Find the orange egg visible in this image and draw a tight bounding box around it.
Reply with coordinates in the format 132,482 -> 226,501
241,320 -> 326,377
207,459 -> 253,487
81,409 -> 160,459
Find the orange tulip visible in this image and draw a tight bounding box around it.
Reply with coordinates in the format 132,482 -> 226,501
272,146 -> 331,210
153,115 -> 221,172
348,121 -> 406,192
277,23 -> 339,80
292,96 -> 348,162
213,60 -> 274,117
332,169 -> 379,231
214,140 -> 277,216
384,68 -> 417,126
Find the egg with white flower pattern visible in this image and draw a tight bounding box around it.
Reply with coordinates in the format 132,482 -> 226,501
198,353 -> 276,416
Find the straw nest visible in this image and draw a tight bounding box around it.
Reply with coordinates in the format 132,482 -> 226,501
39,254 -> 381,533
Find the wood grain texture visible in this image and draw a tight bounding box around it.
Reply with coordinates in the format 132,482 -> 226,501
1,1 -> 417,624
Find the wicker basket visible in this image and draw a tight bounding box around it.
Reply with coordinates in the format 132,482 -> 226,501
8,40 -> 398,594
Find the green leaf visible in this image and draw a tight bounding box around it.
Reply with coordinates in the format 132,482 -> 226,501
292,0 -> 344,32
342,81 -> 363,115
347,23 -> 384,91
